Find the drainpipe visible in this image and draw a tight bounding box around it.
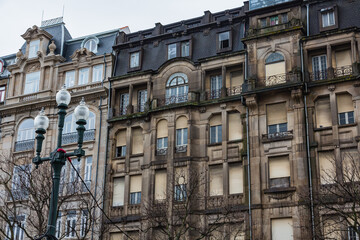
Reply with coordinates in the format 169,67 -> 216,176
306,3 -> 310,37
91,53 -> 106,240
301,37 -> 315,239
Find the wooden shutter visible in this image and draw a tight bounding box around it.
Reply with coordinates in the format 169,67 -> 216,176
230,71 -> 243,87
131,128 -> 143,154
176,116 -> 188,129
341,149 -> 359,182
113,177 -> 124,206
228,112 -> 242,141
271,218 -> 293,240
337,94 -> 353,113
319,152 -> 335,184
175,167 -> 187,184
157,120 -> 168,138
210,115 -> 222,126
210,165 -> 223,196
155,170 -> 167,200
229,163 -> 243,194
116,130 -> 126,147
265,61 -> 286,78
315,97 -> 332,128
130,175 -> 142,193
267,103 -> 287,125
269,156 -> 290,179
335,50 -> 351,67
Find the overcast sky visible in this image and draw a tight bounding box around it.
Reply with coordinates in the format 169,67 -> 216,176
0,0 -> 245,57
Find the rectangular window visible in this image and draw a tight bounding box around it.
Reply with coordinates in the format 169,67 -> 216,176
319,152 -> 336,184
12,165 -> 31,200
157,137 -> 168,151
92,64 -> 103,82
176,128 -> 188,147
348,226 -> 360,240
260,18 -> 267,28
65,211 -> 76,238
78,68 -> 89,85
210,165 -> 223,196
130,52 -> 140,68
312,55 -> 327,80
210,125 -> 222,144
181,41 -> 190,57
342,149 -> 359,182
271,218 -> 293,240
65,70 -> 75,88
174,184 -> 187,201
155,170 -> 167,200
218,31 -> 230,49
210,75 -> 222,99
267,102 -> 287,137
229,163 -> 243,194
315,96 -> 332,128
80,210 -> 88,237
175,167 -> 187,201
131,128 -> 143,155
281,13 -> 288,23
129,175 -> 142,205
83,156 -> 92,191
138,89 -> 147,112
120,93 -> 129,115
6,215 -> 25,240
113,177 -> 125,206
29,40 -> 40,58
228,112 -> 242,141
24,71 -> 40,94
0,86 -> 6,102
269,156 -> 290,188
168,43 -> 177,59
270,16 -> 279,26
337,94 -> 354,125
322,11 -> 335,27
116,130 -> 126,158
68,160 -> 80,194
56,212 -> 62,239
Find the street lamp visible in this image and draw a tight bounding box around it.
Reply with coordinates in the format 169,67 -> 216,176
33,86 -> 89,240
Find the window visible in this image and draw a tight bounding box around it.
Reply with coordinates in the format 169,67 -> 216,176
337,94 -> 354,125
335,50 -> 352,69
342,149 -> 359,182
210,165 -> 223,196
80,210 -> 88,237
267,102 -> 287,137
176,116 -> 188,152
68,160 -> 80,193
166,73 -> 188,104
137,89 -> 147,112
56,212 -> 62,239
348,226 -> 360,240
210,115 -> 222,144
65,70 -> 75,88
229,71 -> 243,95
29,40 -> 40,58
157,120 -> 168,155
0,86 -> 5,102
312,55 -> 327,80
168,43 -> 177,59
210,75 -> 222,99
120,93 -> 129,115
218,31 -> 230,50
260,18 -> 267,28
24,71 -> 40,94
181,41 -> 190,57
92,64 -> 103,82
6,215 -> 25,240
83,156 -> 92,191
271,218 -> 293,240
265,52 -> 286,85
78,68 -> 89,85
229,163 -> 243,194
12,165 -> 31,200
270,16 -> 279,26
84,39 -> 98,53
315,96 -> 332,128
65,211 -> 76,238
322,10 -> 335,28
116,130 -> 126,158
281,13 -> 288,23
269,156 -> 290,188
113,177 -> 125,206
131,128 -> 143,155
17,119 -> 35,142
63,112 -> 96,134
129,175 -> 142,205
155,170 -> 167,200
174,167 -> 187,201
130,52 -> 140,68
228,112 -> 242,141
319,152 -> 336,184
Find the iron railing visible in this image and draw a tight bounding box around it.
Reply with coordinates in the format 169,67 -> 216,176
176,145 -> 187,153
309,70 -> 328,81
15,139 -> 35,152
62,129 -> 95,145
156,147 -> 168,156
206,89 -> 222,99
227,85 -> 242,96
261,72 -> 301,87
159,94 -> 188,106
262,130 -> 293,141
334,65 -> 353,78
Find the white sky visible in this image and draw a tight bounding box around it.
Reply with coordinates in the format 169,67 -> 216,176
0,0 -> 245,57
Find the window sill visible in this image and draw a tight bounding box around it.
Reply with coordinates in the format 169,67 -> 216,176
130,153 -> 144,158
216,47 -> 232,54
314,126 -> 332,131
228,139 -> 243,144
113,156 -> 126,160
338,122 -> 357,128
264,186 -> 296,194
208,142 -> 222,147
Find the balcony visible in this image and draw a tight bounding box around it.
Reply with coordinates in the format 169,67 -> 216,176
309,65 -> 353,81
156,147 -> 168,156
176,145 -> 187,153
262,130 -> 293,142
243,72 -> 301,92
15,139 -> 35,152
157,94 -> 188,107
206,89 -> 222,100
246,19 -> 303,39
62,129 -> 95,145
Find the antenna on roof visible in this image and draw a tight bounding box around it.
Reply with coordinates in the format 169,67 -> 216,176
41,10 -> 44,23
62,4 -> 65,19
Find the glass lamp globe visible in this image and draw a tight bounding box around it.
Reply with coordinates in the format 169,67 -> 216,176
34,108 -> 49,130
74,98 -> 90,121
56,85 -> 71,105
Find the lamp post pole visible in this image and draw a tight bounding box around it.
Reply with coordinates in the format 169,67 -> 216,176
33,87 -> 89,240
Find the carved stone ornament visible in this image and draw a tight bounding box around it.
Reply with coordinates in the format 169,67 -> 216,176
70,48 -> 96,61
245,95 -> 257,110
26,63 -> 41,73
48,40 -> 56,56
328,84 -> 336,92
267,191 -> 294,200
21,25 -> 53,41
199,107 -> 206,113
16,49 -> 23,58
203,28 -> 210,36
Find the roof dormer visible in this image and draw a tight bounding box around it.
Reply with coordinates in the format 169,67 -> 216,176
21,25 -> 53,59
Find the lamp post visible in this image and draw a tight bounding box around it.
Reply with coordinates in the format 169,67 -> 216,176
33,86 -> 90,240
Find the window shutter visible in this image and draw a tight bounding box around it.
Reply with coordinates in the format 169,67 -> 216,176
335,50 -> 351,67
209,115 -> 222,126
269,156 -> 290,179
267,103 -> 287,125
155,170 -> 167,200
130,175 -> 142,193
131,128 -> 143,154
319,152 -> 335,184
113,178 -> 124,206
315,97 -> 332,128
337,94 -> 353,113
157,120 -> 168,138
265,61 -> 286,79
210,165 -> 223,196
230,71 -> 243,87
229,163 -> 243,194
110,233 -> 124,240
341,149 -> 359,182
176,116 -> 188,129
271,218 -> 293,240
175,167 -> 187,184
228,112 -> 242,141
116,130 -> 126,147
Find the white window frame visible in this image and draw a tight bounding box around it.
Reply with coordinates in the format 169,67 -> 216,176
338,111 -> 355,125
6,215 -> 25,240
78,68 -> 89,85
83,156 -> 92,191
130,52 -> 140,68
56,212 -> 62,239
92,64 -> 103,82
65,211 -> 77,238
165,73 -> 189,104
0,86 -> 6,102
80,210 -> 88,237
168,43 -> 177,59
176,128 -> 188,147
210,75 -> 222,99
12,165 -> 31,200
64,112 -> 95,134
84,39 -> 97,53
24,71 -> 40,94
218,31 -> 230,49
138,89 -> 147,112
17,119 -> 35,142
157,137 -> 168,151
120,93 -> 129,115
210,125 -> 222,144
29,40 -> 40,58
181,41 -> 190,57
65,70 -> 75,88
312,55 -> 327,80
322,11 -> 335,27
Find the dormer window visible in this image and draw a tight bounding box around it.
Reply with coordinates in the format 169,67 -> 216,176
82,37 -> 99,53
216,30 -> 232,53
29,40 -> 40,58
322,10 -> 335,28
319,6 -> 338,31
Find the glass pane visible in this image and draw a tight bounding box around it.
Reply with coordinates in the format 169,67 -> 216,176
168,44 -> 177,59
183,128 -> 188,145
130,52 -> 139,68
210,126 -> 216,144
176,129 -> 182,146
329,12 -> 335,25
217,125 -> 222,142
322,13 -> 329,27
279,123 -> 288,132
348,111 -> 355,124
268,125 -> 277,134
181,42 -> 189,57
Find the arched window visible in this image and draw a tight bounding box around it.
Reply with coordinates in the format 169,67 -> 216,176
17,119 -> 35,141
165,73 -> 188,104
64,112 -> 96,134
81,37 -> 99,53
265,52 -> 286,86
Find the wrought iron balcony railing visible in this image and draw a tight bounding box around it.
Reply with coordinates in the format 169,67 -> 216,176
309,65 -> 353,81
243,72 -> 301,92
15,139 -> 35,152
175,145 -> 187,153
156,94 -> 188,107
334,65 -> 353,78
262,130 -> 293,141
156,147 -> 168,156
227,85 -> 242,96
62,129 -> 95,145
206,89 -> 222,100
